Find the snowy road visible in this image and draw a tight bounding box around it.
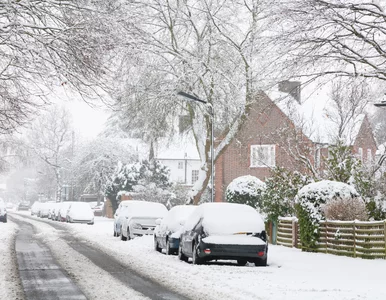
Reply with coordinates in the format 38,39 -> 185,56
4,212 -> 386,300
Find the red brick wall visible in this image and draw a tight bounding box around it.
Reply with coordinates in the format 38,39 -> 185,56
352,115 -> 377,163
215,92 -> 315,202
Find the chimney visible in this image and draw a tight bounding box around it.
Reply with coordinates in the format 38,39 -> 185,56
278,81 -> 301,103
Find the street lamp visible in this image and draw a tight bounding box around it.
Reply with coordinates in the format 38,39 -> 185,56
177,91 -> 214,203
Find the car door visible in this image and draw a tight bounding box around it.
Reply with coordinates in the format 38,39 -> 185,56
184,218 -> 203,257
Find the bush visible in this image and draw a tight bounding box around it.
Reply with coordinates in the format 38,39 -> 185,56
322,197 -> 367,221
296,180 -> 361,252
226,175 -> 265,210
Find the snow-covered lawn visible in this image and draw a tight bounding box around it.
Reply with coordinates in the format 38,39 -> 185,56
0,220 -> 24,299
12,212 -> 386,300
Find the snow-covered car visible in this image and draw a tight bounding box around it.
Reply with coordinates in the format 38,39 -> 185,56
178,202 -> 268,266
17,202 -> 30,211
154,205 -> 196,255
92,202 -> 104,216
66,202 -> 94,225
48,202 -> 60,219
38,202 -> 51,218
58,202 -> 76,222
113,201 -> 131,237
30,201 -> 41,216
120,201 -> 168,241
0,201 -> 7,223
5,203 -> 14,211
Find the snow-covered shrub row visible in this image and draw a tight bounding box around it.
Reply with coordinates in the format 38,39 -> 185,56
226,175 -> 266,211
295,180 -> 363,251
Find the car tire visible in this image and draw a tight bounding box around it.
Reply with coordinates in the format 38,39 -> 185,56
114,229 -> 117,237
254,257 -> 267,267
165,239 -> 172,255
127,228 -> 131,240
192,243 -> 202,265
178,242 -> 188,262
154,237 -> 162,252
237,259 -> 248,266
121,227 -> 127,241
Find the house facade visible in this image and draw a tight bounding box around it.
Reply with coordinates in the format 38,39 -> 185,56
214,85 -> 378,202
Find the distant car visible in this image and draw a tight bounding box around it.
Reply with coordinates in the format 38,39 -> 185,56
0,202 -> 7,223
31,201 -> 41,216
5,203 -> 14,211
154,205 -> 196,255
17,202 -> 30,211
66,202 -> 94,225
92,202 -> 104,217
120,201 -> 168,241
58,202 -> 76,222
48,202 -> 60,220
38,202 -> 50,218
178,203 -> 268,266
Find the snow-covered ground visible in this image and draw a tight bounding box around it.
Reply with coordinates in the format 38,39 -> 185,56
9,212 -> 386,300
0,221 -> 24,299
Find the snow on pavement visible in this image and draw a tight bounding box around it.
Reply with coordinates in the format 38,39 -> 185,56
0,220 -> 24,300
10,213 -> 150,300
13,212 -> 386,300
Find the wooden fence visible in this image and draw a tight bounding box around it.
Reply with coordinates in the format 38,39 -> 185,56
277,217 -> 386,259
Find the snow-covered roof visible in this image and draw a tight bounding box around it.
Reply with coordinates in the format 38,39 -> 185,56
265,83 -> 366,145
156,132 -> 200,160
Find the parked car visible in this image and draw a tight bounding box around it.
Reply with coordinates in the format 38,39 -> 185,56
120,201 -> 168,241
66,202 -> 94,225
31,201 -> 41,216
92,202 -> 104,216
38,202 -> 50,218
154,205 -> 196,255
113,201 -> 131,237
58,202 -> 76,222
5,202 -> 15,211
0,201 -> 7,223
17,202 -> 30,211
178,202 -> 268,266
48,202 -> 60,220
52,203 -> 62,221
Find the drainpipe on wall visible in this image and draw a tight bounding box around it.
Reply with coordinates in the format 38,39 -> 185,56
184,153 -> 187,184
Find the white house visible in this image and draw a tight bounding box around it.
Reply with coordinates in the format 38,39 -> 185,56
155,133 -> 201,186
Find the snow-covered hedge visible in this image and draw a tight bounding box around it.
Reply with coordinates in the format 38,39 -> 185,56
226,175 -> 266,210
296,180 -> 363,251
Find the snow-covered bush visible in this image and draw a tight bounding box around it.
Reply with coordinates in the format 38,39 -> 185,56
366,192 -> 386,221
261,167 -> 313,222
296,180 -> 362,251
226,175 -> 266,210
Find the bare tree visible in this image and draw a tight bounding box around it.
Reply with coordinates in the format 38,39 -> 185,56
277,0 -> 386,82
27,105 -> 72,201
110,0 -> 284,204
0,1 -> 119,133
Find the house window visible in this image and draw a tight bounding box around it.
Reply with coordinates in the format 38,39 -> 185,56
178,161 -> 183,169
358,148 -> 363,161
250,145 -> 276,168
191,170 -> 199,184
367,149 -> 372,162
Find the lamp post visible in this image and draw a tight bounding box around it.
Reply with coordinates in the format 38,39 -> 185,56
177,91 -> 214,203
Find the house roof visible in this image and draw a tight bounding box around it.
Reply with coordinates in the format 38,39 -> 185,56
265,83 -> 366,145
155,132 -> 200,160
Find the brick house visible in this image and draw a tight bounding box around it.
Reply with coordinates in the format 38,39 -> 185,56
214,83 -> 377,202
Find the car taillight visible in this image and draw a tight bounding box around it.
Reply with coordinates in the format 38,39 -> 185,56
204,248 -> 211,254
258,251 -> 265,257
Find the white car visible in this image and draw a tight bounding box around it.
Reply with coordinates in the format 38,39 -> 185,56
120,201 -> 168,241
154,205 -> 196,254
58,202 -> 76,222
66,202 -> 94,225
31,201 -> 42,216
113,201 -> 132,237
38,202 -> 51,218
48,202 -> 60,219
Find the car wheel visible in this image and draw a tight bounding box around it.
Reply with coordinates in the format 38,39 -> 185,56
254,257 -> 267,267
192,243 -> 202,265
154,236 -> 162,252
127,228 -> 131,240
178,242 -> 188,262
114,229 -> 117,237
237,259 -> 247,266
121,227 -> 127,241
165,239 -> 172,255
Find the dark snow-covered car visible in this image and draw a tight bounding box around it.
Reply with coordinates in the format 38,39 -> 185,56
154,205 -> 196,255
0,202 -> 7,223
17,202 -> 30,211
178,203 -> 268,266
120,200 -> 168,241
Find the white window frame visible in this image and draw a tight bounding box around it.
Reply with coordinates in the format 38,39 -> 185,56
250,144 -> 276,168
191,170 -> 199,184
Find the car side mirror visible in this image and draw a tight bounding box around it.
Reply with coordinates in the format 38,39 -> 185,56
155,218 -> 162,225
